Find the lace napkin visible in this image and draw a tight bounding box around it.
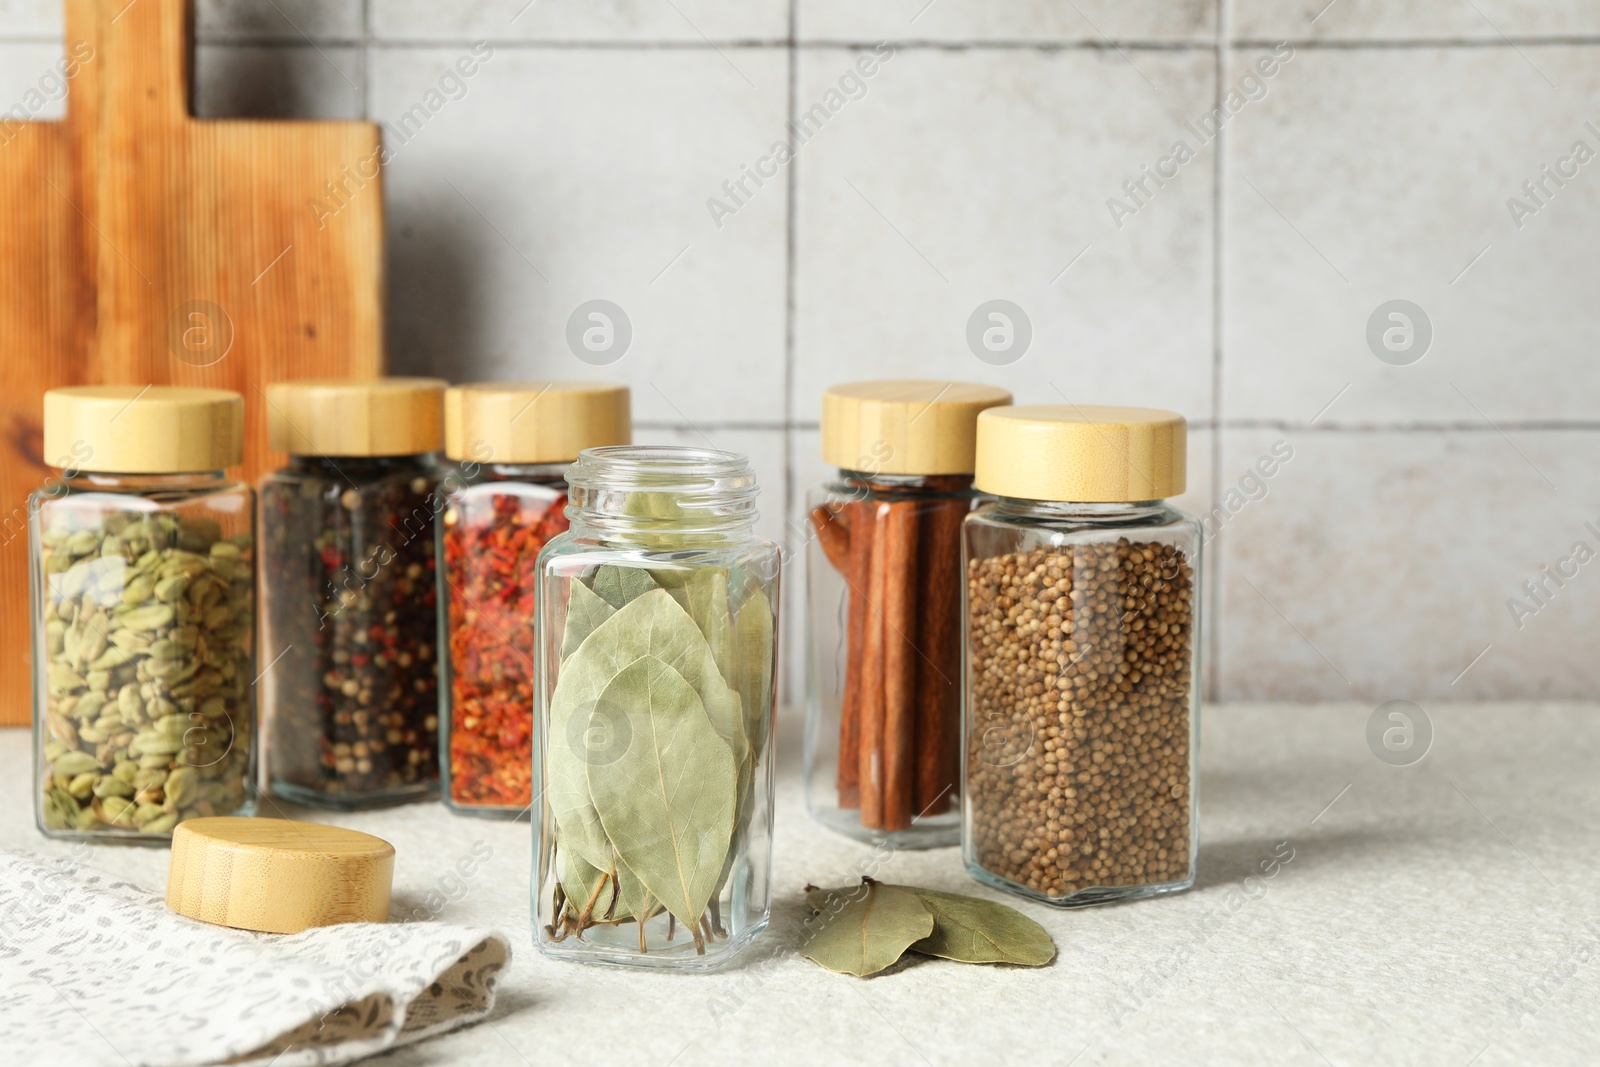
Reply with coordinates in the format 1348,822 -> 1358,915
0,849 -> 511,1066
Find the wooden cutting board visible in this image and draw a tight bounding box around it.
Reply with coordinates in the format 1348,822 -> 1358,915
0,0 -> 386,724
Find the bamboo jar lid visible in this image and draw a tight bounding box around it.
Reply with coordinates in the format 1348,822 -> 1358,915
975,405 -> 1187,502
167,817 -> 394,934
43,385 -> 243,474
266,377 -> 446,457
821,380 -> 1013,476
444,381 -> 631,463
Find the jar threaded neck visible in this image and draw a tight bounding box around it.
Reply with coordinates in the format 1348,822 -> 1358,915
564,446 -> 758,536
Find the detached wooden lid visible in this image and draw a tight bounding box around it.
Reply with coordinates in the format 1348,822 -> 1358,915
821,380 -> 1012,476
975,404 -> 1187,502
444,381 -> 631,463
167,817 -> 394,934
266,377 -> 445,456
44,385 -> 243,473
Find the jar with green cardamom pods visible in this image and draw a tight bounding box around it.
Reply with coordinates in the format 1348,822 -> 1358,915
535,446 -> 780,970
32,386 -> 257,842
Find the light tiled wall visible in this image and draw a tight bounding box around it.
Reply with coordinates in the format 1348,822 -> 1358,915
6,0 -> 1598,704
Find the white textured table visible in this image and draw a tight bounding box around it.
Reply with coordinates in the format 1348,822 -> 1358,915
4,704 -> 1597,1066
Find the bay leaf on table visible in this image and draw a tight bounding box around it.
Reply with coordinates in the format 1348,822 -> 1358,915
546,589 -> 742,872
907,887 -> 1056,966
561,578 -> 616,661
804,881 -> 1056,968
798,880 -> 934,977
586,655 -> 737,931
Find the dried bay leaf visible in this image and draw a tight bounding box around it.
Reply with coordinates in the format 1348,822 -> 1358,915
732,587 -> 775,761
591,564 -> 660,609
547,590 -> 742,873
804,880 -> 1056,969
685,569 -> 732,678
561,578 -> 616,661
587,655 -> 737,932
798,880 -> 934,977
907,887 -> 1055,966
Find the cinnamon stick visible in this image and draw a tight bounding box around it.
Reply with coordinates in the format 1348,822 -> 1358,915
913,498 -> 965,816
880,501 -> 920,832
856,501 -> 891,829
813,502 -> 870,809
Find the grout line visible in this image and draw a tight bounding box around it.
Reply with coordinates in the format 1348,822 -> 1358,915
627,418 -> 1600,433
1206,0 -> 1231,705
782,0 -> 801,707
9,32 -> 1600,49
633,420 -> 796,431
360,0 -> 373,118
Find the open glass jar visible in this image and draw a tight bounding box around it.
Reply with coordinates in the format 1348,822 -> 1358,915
32,386 -> 256,841
259,378 -> 446,809
534,446 -> 779,970
963,406 -> 1200,907
439,381 -> 630,816
804,380 -> 1010,848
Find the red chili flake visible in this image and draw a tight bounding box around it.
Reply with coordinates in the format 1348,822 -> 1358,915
443,486 -> 568,809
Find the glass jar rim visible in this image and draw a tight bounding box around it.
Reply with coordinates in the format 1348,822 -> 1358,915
565,445 -> 758,535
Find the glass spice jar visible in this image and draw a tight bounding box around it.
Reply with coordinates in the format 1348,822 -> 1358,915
804,380 -> 1011,848
32,386 -> 256,842
439,381 -> 631,817
259,378 -> 447,809
535,446 -> 780,970
963,406 -> 1201,907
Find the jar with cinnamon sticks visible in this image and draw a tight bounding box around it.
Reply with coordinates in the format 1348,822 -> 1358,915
806,381 -> 1011,847
438,381 -> 630,817
963,405 -> 1201,907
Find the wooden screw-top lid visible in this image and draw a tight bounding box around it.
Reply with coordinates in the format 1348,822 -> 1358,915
975,404 -> 1187,502
44,385 -> 243,474
821,380 -> 1013,476
444,381 -> 631,463
265,377 -> 445,457
167,817 -> 394,934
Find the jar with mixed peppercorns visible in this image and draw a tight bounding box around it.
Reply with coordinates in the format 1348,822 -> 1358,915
259,378 -> 447,809
438,381 -> 631,816
32,386 -> 257,841
963,406 -> 1200,908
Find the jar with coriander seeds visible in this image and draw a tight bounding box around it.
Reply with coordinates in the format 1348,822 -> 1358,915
963,405 -> 1200,907
439,381 -> 631,816
535,446 -> 780,970
32,386 -> 256,842
804,380 -> 1011,848
259,378 -> 447,809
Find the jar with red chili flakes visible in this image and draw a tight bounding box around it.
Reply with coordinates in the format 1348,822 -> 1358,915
259,378 -> 448,810
439,382 -> 631,816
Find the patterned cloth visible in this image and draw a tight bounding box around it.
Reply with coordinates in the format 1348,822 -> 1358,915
0,849 -> 511,1066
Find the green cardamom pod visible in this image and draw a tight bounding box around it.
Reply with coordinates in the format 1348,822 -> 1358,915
92,775 -> 134,799
52,750 -> 99,777
67,772 -> 96,799
164,766 -> 198,808
121,575 -> 155,605
97,795 -> 136,825
66,529 -> 101,555
154,573 -> 191,602
140,812 -> 179,835
120,604 -> 176,632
